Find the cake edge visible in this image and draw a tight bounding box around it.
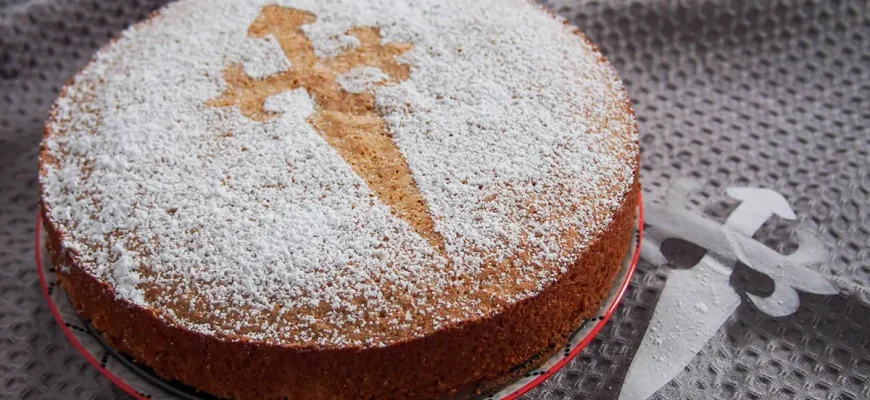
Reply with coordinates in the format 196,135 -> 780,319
39,175 -> 638,400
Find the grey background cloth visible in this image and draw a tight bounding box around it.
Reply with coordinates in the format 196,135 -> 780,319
1,0 -> 868,399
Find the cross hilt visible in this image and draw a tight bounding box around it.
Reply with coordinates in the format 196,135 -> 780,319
248,5 -> 318,67
206,6 -> 445,252
643,181 -> 838,315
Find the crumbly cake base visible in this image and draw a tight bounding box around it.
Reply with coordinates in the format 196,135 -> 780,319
42,179 -> 638,400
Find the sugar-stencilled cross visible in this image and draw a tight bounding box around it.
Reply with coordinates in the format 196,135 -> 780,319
207,5 -> 445,251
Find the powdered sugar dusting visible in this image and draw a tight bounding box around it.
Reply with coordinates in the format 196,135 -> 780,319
302,21 -> 362,59
336,67 -> 388,94
40,0 -> 638,348
263,88 -> 314,116
240,34 -> 292,79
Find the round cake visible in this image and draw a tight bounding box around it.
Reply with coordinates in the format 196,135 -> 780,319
38,0 -> 639,399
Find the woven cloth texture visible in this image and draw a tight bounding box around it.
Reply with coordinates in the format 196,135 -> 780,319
1,0 -> 868,399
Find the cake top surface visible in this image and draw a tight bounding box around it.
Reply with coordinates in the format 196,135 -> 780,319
40,0 -> 638,348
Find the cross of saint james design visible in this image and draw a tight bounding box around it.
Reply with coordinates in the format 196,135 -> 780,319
207,5 -> 445,251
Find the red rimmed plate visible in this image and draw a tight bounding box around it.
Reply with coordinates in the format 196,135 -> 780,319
36,196 -> 642,400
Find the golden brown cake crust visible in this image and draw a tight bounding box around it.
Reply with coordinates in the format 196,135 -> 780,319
41,179 -> 637,400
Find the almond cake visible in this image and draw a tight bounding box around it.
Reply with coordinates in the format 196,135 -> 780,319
38,0 -> 640,398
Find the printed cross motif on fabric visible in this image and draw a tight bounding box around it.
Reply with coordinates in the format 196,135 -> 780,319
207,5 -> 445,251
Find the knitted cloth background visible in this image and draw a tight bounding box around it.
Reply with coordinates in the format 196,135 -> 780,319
0,0 -> 867,399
